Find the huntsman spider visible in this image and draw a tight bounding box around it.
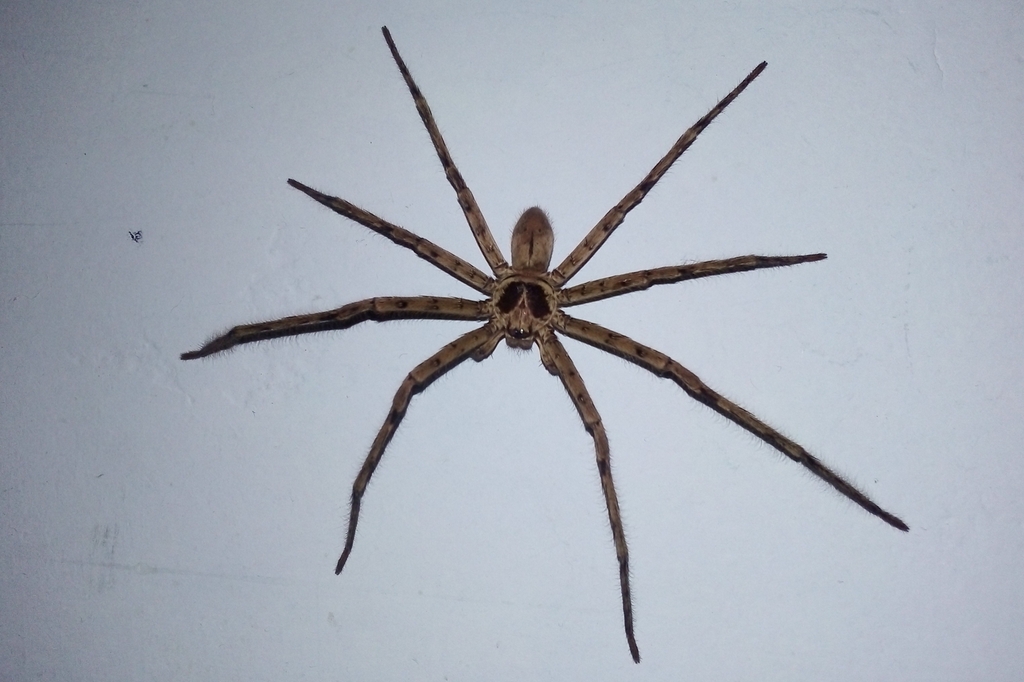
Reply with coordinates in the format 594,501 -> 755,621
182,26 -> 908,663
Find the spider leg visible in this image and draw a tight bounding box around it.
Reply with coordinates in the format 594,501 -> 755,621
287,179 -> 495,294
536,329 -> 641,664
551,61 -> 768,287
381,27 -> 510,277
560,253 -> 827,307
181,296 -> 488,360
336,322 -> 503,574
555,313 -> 909,532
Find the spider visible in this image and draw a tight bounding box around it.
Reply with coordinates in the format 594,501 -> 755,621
182,26 -> 908,663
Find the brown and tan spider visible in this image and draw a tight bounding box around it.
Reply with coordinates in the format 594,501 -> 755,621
182,26 -> 908,663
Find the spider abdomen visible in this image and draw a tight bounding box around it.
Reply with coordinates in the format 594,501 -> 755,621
511,206 -> 554,272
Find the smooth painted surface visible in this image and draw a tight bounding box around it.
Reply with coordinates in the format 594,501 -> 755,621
2,2 -> 1022,679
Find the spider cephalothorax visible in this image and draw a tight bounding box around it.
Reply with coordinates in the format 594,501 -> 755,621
182,26 -> 907,663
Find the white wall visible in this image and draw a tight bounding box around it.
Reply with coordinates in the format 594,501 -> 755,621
2,1 -> 1022,679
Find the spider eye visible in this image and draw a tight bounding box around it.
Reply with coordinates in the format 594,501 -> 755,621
511,328 -> 528,339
